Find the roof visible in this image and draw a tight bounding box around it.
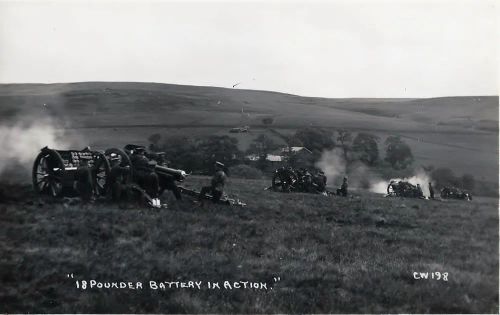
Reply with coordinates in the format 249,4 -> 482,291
281,146 -> 312,154
245,154 -> 284,162
266,154 -> 283,162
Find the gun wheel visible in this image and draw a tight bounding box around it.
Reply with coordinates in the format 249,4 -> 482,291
105,148 -> 133,178
32,148 -> 65,197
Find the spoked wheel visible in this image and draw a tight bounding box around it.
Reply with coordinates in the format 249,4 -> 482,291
272,172 -> 297,192
93,152 -> 111,196
105,148 -> 132,173
32,148 -> 65,197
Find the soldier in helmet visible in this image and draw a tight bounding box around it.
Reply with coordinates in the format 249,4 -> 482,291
336,176 -> 348,197
198,161 -> 227,205
75,156 -> 94,204
130,146 -> 160,206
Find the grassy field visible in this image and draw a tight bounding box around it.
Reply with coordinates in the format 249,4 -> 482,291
1,176 -> 498,313
0,82 -> 498,312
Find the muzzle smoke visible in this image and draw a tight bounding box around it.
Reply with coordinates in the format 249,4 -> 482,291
0,119 -> 83,183
315,148 -> 346,186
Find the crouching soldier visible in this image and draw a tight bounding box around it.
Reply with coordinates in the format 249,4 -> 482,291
336,176 -> 348,197
198,161 -> 227,205
130,147 -> 161,207
75,156 -> 94,204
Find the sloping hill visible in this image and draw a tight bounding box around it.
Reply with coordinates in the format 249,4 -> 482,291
0,82 -> 497,132
0,82 -> 497,183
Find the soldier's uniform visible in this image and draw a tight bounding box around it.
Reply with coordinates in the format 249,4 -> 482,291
199,162 -> 227,204
130,148 -> 160,200
108,155 -> 130,203
315,171 -> 327,193
416,184 -> 424,198
159,174 -> 182,200
75,157 -> 94,203
337,177 -> 348,197
428,182 -> 434,199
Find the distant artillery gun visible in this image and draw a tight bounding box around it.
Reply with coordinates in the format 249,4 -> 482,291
229,126 -> 249,133
269,167 -> 329,195
440,186 -> 472,201
32,146 -> 110,198
386,181 -> 424,199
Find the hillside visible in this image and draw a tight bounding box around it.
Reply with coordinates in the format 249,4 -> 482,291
0,82 -> 498,183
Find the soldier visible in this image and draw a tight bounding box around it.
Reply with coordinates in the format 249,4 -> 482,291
314,170 -> 327,193
428,182 -> 435,199
108,154 -> 130,205
387,180 -> 396,195
336,176 -> 348,197
75,156 -> 94,204
130,147 -> 160,206
416,183 -> 424,198
282,166 -> 296,192
198,161 -> 227,205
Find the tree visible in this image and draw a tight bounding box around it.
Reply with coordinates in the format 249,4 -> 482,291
291,127 -> 335,153
247,134 -> 279,170
351,133 -> 379,165
196,135 -> 242,170
148,133 -> 162,151
384,136 -> 414,169
430,167 -> 460,188
461,173 -> 475,190
247,134 -> 279,158
262,117 -> 274,127
336,129 -> 352,161
160,135 -> 202,171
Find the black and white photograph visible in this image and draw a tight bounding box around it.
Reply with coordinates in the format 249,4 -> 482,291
0,0 -> 498,313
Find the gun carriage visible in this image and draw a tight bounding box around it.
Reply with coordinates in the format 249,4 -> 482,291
32,146 -> 110,197
440,187 -> 472,201
386,181 -> 423,198
104,144 -> 187,198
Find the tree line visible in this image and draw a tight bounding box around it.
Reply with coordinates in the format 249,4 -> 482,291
148,127 -> 476,192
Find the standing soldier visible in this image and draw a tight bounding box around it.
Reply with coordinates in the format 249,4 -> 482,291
416,183 -> 424,198
75,156 -> 94,204
337,176 -> 348,197
108,154 -> 130,205
315,170 -> 327,193
387,180 -> 396,195
428,182 -> 435,199
130,147 -> 160,206
198,161 -> 227,205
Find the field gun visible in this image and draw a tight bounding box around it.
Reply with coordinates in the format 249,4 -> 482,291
32,146 -> 109,198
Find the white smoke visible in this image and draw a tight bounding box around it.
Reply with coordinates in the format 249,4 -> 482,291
369,170 -> 432,197
315,148 -> 346,186
0,119 -> 83,183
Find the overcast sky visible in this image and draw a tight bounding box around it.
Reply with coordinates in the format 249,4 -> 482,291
0,0 -> 498,97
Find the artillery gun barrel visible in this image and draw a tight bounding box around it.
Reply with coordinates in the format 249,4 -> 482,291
155,165 -> 188,181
